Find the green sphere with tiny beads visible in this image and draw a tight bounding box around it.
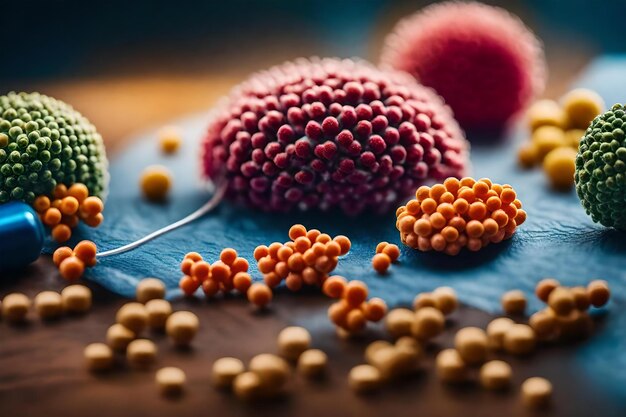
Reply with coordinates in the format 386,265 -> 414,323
0,92 -> 108,204
574,103 -> 626,231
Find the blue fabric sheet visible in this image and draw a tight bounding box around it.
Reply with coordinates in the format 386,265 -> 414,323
45,56 -> 626,399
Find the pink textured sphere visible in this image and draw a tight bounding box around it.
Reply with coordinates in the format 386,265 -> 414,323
381,2 -> 546,131
201,58 -> 469,215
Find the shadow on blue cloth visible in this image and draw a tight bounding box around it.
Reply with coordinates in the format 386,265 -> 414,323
44,56 -> 626,400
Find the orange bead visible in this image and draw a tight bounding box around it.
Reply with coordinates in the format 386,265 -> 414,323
268,242 -> 282,259
492,210 -> 509,227
258,256 -> 276,274
311,242 -> 326,257
277,245 -> 294,262
53,184 -> 68,199
443,177 -> 460,195
333,235 -> 351,255
287,253 -> 306,272
306,229 -> 321,242
33,195 -> 51,213
421,198 -> 437,214
382,244 -> 400,262
472,181 -> 490,198
441,226 -> 459,242
512,199 -> 523,209
375,242 -> 388,254
52,224 -> 72,242
191,261 -> 211,281
247,283 -> 272,307
491,183 -> 503,194
429,184 -> 447,202
82,196 -> 104,217
302,249 -> 317,266
483,218 -> 500,237
467,238 -> 482,251
515,209 -> 527,225
67,183 -> 89,203
184,252 -> 202,262
274,261 -> 289,278
62,214 -> 79,228
302,267 -> 321,285
430,212 -> 446,230
437,203 -> 455,220
346,309 -> 367,332
43,207 -> 62,226
415,185 -> 431,201
59,256 -> 85,281
263,272 -> 282,288
316,233 -> 331,244
325,241 -> 342,257
430,234 -> 446,251
468,202 -> 487,220
398,215 -> 416,234
284,241 -> 296,250
285,273 -> 303,291
53,246 -> 73,266
485,196 -> 502,212
444,242 -> 462,256
372,253 -> 391,274
478,177 -> 493,188
460,177 -> 476,188
288,224 -> 307,240
233,272 -> 252,293
180,258 -> 194,275
74,240 -> 97,264
83,213 -> 103,227
314,256 -> 335,273
414,218 -> 432,237
253,245 -> 269,261
51,199 -> 62,209
60,196 -> 79,216
210,261 -> 231,283
230,257 -> 249,274
328,300 -> 350,326
500,188 -> 516,204
362,297 -> 387,322
294,236 -> 312,253
218,248 -> 237,265
406,199 -> 421,215
344,281 -> 368,306
466,220 -> 485,238
453,198 -> 469,214
202,279 -> 220,297
448,216 -> 466,232
323,275 -> 347,298
458,188 -> 475,203
439,192 -> 455,204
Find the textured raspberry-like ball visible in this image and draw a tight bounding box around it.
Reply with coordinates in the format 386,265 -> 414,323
201,58 -> 468,214
380,2 -> 546,131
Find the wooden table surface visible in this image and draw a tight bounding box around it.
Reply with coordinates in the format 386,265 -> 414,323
3,57 -> 624,417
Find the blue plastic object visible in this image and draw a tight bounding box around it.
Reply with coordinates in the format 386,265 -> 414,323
43,56 -> 626,400
0,202 -> 45,271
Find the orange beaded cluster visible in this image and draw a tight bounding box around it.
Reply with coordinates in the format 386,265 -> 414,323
179,249 -> 252,297
253,224 -> 351,292
53,240 -> 97,281
34,183 -> 104,243
322,276 -> 387,333
395,177 -> 527,255
372,242 -> 401,274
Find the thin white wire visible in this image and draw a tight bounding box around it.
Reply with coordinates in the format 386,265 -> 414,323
96,182 -> 227,258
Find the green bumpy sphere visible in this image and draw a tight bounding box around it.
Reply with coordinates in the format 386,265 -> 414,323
0,92 -> 108,204
574,103 -> 626,231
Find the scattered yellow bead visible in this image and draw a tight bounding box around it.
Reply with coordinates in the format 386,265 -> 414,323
532,126 -> 566,161
526,99 -> 567,131
158,126 -> 182,154
543,147 -> 577,190
561,88 -> 604,129
140,165 -> 172,202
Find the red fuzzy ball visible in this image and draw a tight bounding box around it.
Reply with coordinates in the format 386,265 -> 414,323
381,1 -> 546,131
201,57 -> 469,215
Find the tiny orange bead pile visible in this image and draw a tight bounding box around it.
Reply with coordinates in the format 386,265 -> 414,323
53,240 -> 98,281
395,177 -> 527,255
179,248 -> 252,297
323,276 -> 387,333
253,224 -> 351,292
34,183 -> 104,243
372,242 -> 400,274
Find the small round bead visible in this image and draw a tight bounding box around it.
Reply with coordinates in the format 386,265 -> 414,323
527,99 -> 567,130
413,292 -> 437,310
84,343 -> 114,372
363,297 -> 387,322
480,360 -> 512,390
135,278 -> 166,303
2,293 -> 31,323
436,349 -> 467,384
233,372 -> 263,401
53,246 -> 73,266
344,280 -> 368,307
158,126 -> 182,154
166,311 -> 199,347
521,377 -> 552,409
61,285 -> 92,313
385,308 -> 415,338
543,147 -> 577,189
432,287 -> 458,315
548,287 -> 575,316
349,364 -> 382,394
145,299 -> 172,330
116,302 -> 149,334
249,353 -> 290,388
126,339 -> 157,369
67,183 -> 90,203
529,310 -> 557,339
60,196 -> 79,215
412,306 -> 445,341
561,88 -> 604,129
140,165 -> 172,201
503,324 -> 536,356
297,349 -> 328,378
58,256 -> 85,281
486,317 -> 515,350
247,283 -> 272,308
81,196 -> 104,217
277,326 -> 311,361
570,286 -> 591,310
34,291 -> 63,320
333,235 -> 351,255
73,240 -> 97,265
535,278 -> 560,302
156,366 -> 186,396
212,357 -> 245,389
382,244 -> 400,262
322,275 -> 347,298
106,323 -> 136,351
587,280 -> 610,307
501,290 -> 527,315
372,253 -> 391,274
454,327 -> 488,365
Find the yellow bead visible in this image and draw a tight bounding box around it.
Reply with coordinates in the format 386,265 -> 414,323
140,165 -> 172,201
561,88 -> 604,129
158,126 -> 182,154
526,99 -> 567,131
532,126 -> 566,161
543,147 -> 577,189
